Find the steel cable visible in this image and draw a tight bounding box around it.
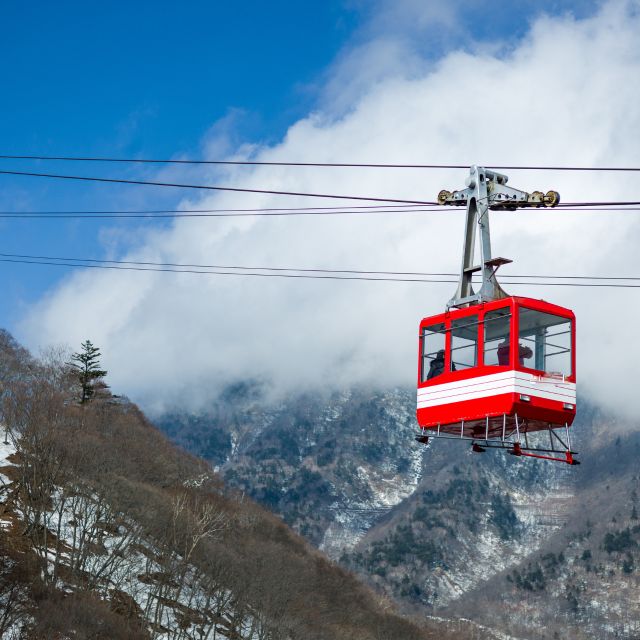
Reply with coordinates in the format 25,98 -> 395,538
2,154 -> 640,172
1,253 -> 639,287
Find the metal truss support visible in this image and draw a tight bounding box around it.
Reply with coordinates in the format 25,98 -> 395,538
438,166 -> 560,309
415,415 -> 579,465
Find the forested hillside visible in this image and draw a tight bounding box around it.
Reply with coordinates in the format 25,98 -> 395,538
158,386 -> 640,639
0,331 -> 464,640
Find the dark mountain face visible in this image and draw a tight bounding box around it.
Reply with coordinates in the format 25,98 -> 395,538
157,388 -> 425,550
158,387 -> 432,558
157,388 -> 640,639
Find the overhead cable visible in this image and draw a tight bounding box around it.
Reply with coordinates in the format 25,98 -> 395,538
1,154 -> 640,172
1,169 -> 639,209
0,257 -> 453,283
0,203 -> 428,213
0,206 -> 445,219
2,252 -> 640,281
0,169 -> 436,205
0,205 -> 637,220
1,253 -> 639,287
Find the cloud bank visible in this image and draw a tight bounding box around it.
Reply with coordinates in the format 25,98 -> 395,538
22,1 -> 640,415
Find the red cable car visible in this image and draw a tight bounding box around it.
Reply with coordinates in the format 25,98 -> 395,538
415,167 -> 579,464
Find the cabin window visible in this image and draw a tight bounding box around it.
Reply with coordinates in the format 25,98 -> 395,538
518,308 -> 572,376
450,315 -> 479,371
421,322 -> 446,382
484,309 -> 511,366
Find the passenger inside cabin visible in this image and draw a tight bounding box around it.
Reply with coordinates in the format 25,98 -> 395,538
427,349 -> 457,379
427,349 -> 445,380
497,340 -> 533,366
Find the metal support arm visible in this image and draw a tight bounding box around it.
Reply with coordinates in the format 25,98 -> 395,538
439,166 -> 560,309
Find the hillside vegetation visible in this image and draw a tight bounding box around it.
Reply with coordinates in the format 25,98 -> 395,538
0,331 -> 461,640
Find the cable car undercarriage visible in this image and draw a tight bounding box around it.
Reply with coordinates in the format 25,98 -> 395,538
415,415 -> 579,464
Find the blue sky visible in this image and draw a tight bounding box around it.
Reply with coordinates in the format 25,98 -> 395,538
2,1 -> 598,156
1,1 -> 363,325
2,1 -> 357,149
0,0 -> 619,391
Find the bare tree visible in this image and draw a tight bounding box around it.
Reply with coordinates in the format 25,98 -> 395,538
143,490 -> 227,637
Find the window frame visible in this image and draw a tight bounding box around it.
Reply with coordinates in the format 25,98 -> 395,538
419,322 -> 447,383
418,297 -> 575,387
449,313 -> 481,372
483,307 -> 513,368
515,304 -> 575,379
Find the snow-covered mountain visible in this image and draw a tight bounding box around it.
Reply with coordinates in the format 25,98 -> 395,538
158,388 -> 640,639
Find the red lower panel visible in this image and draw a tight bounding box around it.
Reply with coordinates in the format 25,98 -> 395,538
513,398 -> 575,426
416,392 -> 575,432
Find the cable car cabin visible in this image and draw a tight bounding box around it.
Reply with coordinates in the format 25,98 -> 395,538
417,296 -> 576,440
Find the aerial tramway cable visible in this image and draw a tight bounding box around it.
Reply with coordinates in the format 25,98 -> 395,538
1,253 -> 640,287
0,206 -> 446,218
1,164 -> 638,287
0,205 -> 639,219
1,169 -> 639,209
2,154 -> 640,172
2,252 -> 640,282
0,169 -> 437,205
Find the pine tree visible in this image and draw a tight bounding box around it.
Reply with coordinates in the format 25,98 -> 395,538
68,340 -> 108,404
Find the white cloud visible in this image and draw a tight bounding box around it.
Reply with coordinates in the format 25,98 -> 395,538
21,1 -> 640,416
